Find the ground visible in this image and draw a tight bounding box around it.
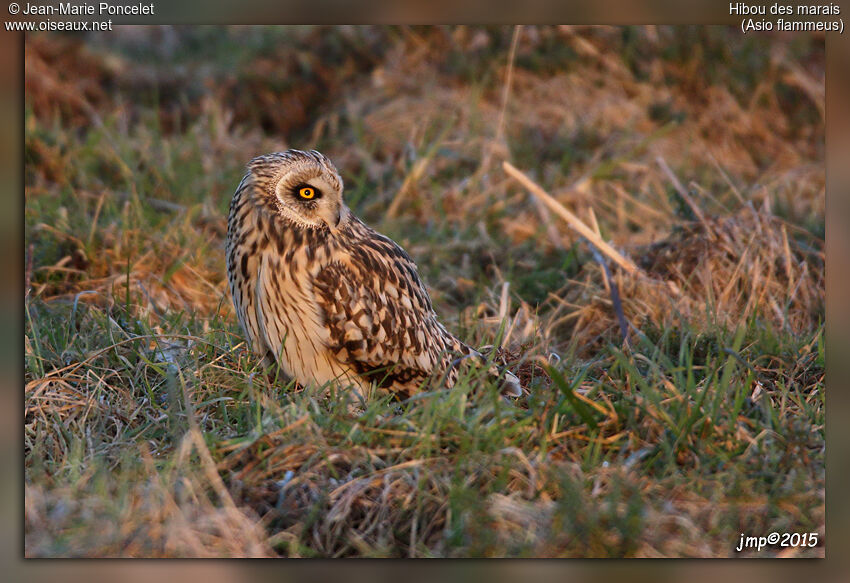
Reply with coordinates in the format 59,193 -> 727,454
24,26 -> 824,557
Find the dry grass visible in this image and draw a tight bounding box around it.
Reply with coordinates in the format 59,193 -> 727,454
558,199 -> 824,353
25,26 -> 824,557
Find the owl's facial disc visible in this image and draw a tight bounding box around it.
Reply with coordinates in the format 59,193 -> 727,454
274,171 -> 346,232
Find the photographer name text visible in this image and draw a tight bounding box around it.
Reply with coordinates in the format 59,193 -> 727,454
19,2 -> 154,15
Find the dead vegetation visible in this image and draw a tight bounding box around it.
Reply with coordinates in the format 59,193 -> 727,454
560,198 -> 824,353
25,26 -> 824,557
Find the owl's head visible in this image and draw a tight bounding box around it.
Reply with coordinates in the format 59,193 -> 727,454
247,149 -> 349,232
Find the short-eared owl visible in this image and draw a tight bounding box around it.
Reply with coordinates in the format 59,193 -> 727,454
226,149 -> 521,402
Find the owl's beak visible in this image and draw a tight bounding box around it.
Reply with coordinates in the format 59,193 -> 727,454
328,205 -> 347,234
325,212 -> 340,235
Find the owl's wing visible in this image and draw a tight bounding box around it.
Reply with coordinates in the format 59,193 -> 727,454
313,226 -> 463,394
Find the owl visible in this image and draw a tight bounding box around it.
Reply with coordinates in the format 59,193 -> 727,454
225,149 -> 521,404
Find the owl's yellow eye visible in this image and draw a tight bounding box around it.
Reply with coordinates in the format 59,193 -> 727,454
298,186 -> 316,200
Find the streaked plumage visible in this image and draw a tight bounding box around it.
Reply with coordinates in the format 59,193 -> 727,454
225,149 -> 521,402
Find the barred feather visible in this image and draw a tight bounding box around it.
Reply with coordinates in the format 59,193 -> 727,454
225,149 -> 521,400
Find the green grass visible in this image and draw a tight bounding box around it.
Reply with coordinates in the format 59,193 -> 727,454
25,295 -> 824,556
25,26 -> 824,557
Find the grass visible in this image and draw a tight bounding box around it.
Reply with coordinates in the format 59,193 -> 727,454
24,26 -> 824,557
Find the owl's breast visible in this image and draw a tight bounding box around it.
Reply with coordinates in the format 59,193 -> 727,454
255,239 -> 366,391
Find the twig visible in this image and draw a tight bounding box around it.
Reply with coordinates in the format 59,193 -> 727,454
782,60 -> 825,120
497,281 -> 513,348
589,245 -> 630,347
502,161 -> 639,275
386,120 -> 453,219
656,156 -> 715,240
498,281 -> 510,324
36,333 -> 237,380
494,25 -> 522,149
780,223 -> 795,301
87,189 -> 108,248
479,25 -> 522,177
530,192 -> 563,247
587,207 -> 609,293
707,150 -> 745,205
503,162 -> 633,345
114,191 -> 186,214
